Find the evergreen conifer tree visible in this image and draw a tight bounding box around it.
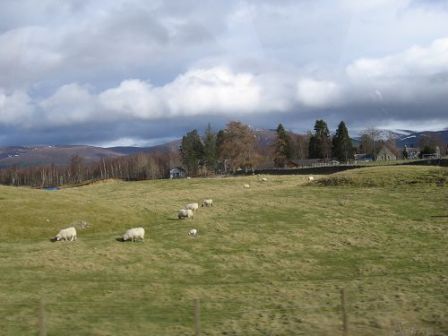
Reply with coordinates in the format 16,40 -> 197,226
332,121 -> 354,162
274,123 -> 293,167
180,129 -> 204,175
308,120 -> 331,159
203,123 -> 217,172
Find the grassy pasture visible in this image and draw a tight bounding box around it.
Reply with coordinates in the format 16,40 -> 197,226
0,165 -> 447,335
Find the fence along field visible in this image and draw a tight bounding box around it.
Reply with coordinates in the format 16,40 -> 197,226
0,165 -> 447,335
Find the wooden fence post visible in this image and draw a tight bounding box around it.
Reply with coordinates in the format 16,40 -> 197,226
194,298 -> 201,336
340,288 -> 348,336
38,298 -> 47,336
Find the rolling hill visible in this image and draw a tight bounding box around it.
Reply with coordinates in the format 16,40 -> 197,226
394,129 -> 448,148
0,145 -> 129,168
1,128 -> 446,169
0,166 -> 447,335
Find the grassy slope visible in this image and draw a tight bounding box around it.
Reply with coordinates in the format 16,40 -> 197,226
0,166 -> 447,335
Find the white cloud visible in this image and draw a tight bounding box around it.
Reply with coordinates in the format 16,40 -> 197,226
19,67 -> 286,127
0,90 -> 33,125
345,37 -> 448,104
97,136 -> 178,148
2,33 -> 448,131
99,80 -> 162,119
296,78 -> 343,108
341,0 -> 409,12
347,37 -> 448,79
0,26 -> 63,89
99,67 -> 277,120
161,67 -> 262,115
39,83 -> 97,126
1,1 -> 448,144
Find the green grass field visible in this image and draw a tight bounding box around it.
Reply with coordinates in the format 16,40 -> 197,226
0,165 -> 447,335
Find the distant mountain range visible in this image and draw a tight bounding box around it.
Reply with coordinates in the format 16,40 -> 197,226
391,129 -> 448,148
0,129 -> 446,169
0,145 -> 128,168
0,138 -> 185,169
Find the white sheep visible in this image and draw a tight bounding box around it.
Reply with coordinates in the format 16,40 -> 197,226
178,209 -> 194,219
188,228 -> 198,236
308,176 -> 314,182
244,183 -> 250,188
185,203 -> 199,211
261,177 -> 268,182
123,227 -> 145,242
54,227 -> 77,242
201,199 -> 213,207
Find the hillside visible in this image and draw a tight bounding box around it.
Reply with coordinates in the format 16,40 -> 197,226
383,129 -> 448,148
0,145 -> 129,168
0,129 -> 280,169
0,166 -> 447,335
1,128 -> 447,170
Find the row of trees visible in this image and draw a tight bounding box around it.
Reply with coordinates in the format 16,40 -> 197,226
0,151 -> 177,187
181,122 -> 259,175
180,119 -> 355,174
180,119 -> 447,175
274,120 -> 354,167
2,119 -> 445,186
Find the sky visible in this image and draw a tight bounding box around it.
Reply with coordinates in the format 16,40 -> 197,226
0,0 -> 447,146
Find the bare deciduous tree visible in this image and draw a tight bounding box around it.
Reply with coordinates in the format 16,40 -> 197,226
218,121 -> 258,172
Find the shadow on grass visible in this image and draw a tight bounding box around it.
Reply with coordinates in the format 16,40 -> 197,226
49,237 -> 78,243
430,215 -> 448,218
115,237 -> 145,242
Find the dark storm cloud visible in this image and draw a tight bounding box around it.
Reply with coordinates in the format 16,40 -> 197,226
0,0 -> 447,146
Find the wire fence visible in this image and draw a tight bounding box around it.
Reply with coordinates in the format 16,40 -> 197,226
1,230 -> 446,334
2,284 -> 447,336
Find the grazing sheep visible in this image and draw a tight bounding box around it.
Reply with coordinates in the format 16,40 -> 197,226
123,227 -> 145,242
244,183 -> 250,188
201,199 -> 213,207
188,228 -> 198,237
261,177 -> 268,182
308,176 -> 314,182
54,227 -> 77,242
178,209 -> 194,219
185,203 -> 199,211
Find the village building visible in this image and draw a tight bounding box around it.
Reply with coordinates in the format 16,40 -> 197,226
376,146 -> 397,161
403,145 -> 420,159
354,153 -> 373,162
169,167 -> 186,179
286,159 -> 321,168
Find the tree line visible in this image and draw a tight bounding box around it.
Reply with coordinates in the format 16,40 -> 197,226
0,151 -> 177,187
1,119 -> 445,186
180,119 -> 355,176
180,120 -> 447,176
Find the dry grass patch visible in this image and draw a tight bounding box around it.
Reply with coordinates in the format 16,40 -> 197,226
0,166 -> 447,335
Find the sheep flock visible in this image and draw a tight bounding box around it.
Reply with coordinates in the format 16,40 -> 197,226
49,175 -> 307,244
51,197 -> 215,243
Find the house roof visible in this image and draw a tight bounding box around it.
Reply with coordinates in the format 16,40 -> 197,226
170,167 -> 185,172
377,146 -> 396,157
405,147 -> 419,153
354,153 -> 372,160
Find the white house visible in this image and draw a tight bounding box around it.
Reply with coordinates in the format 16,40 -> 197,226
376,146 -> 397,161
169,167 -> 186,179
